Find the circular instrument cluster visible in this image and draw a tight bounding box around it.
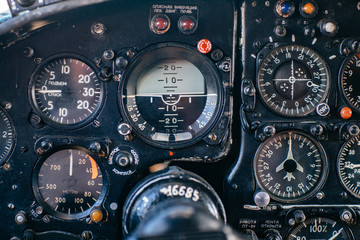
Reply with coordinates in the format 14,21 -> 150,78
120,44 -> 221,148
340,52 -> 360,112
257,44 -> 330,117
32,147 -> 106,220
30,54 -> 104,128
254,131 -> 328,203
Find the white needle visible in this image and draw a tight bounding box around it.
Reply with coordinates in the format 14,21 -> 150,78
38,89 -> 62,94
328,228 -> 343,240
69,149 -> 73,176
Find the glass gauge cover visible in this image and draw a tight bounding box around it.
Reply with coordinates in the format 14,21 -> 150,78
30,54 -> 104,128
0,107 -> 15,165
32,147 -> 106,220
254,131 -> 328,203
337,135 -> 360,199
287,217 -> 353,240
257,44 -> 330,117
120,44 -> 221,148
340,52 -> 360,112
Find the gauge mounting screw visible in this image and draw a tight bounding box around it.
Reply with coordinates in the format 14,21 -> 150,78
7,203 -> 14,210
15,212 -> 27,225
115,57 -> 128,69
294,210 -> 306,223
100,66 -> 112,81
316,192 -> 325,200
126,49 -> 135,58
3,163 -> 10,170
340,209 -> 353,223
263,125 -> 276,137
208,133 -> 217,142
28,113 -> 44,129
40,140 -> 53,152
103,49 -> 115,61
118,123 -> 132,136
35,206 -> 43,215
211,49 -> 224,61
219,59 -> 231,72
288,218 -> 296,226
22,46 -> 34,58
89,142 -> 101,153
348,124 -> 360,136
310,124 -> 324,137
91,23 -> 106,36
82,231 -> 93,240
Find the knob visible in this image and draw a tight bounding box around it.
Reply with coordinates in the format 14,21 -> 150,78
254,191 -> 271,207
114,151 -> 133,168
319,19 -> 339,37
16,0 -> 35,7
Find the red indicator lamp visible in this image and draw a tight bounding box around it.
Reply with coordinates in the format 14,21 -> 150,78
197,39 -> 212,54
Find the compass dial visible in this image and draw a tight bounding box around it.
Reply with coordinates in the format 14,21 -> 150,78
254,131 -> 328,203
257,44 -> 330,116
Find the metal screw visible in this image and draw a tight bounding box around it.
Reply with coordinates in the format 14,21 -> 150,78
231,184 -> 238,189
208,133 -> 217,142
343,47 -> 351,56
40,140 -> 53,152
93,119 -> 101,128
265,1 -> 270,7
89,142 -> 101,153
15,212 -> 27,225
254,41 -> 261,48
4,102 -> 12,110
23,47 -> 34,58
348,124 -> 360,136
42,215 -> 50,223
110,202 -> 118,211
211,49 -> 224,61
358,2 -> 360,11
8,203 -> 15,210
35,206 -> 43,215
310,124 -> 324,136
115,57 -> 128,69
91,23 -> 106,35
21,146 -> 28,153
340,209 -> 352,222
12,184 -> 18,190
263,125 -> 276,137
341,192 -> 348,199
254,191 -> 270,207
34,57 -> 42,64
316,192 -> 325,200
29,113 -> 43,129
10,237 -> 20,240
3,163 -> 10,170
103,49 -> 115,61
118,123 -> 132,136
244,86 -> 255,96
81,231 -> 93,240
125,134 -> 134,142
126,49 -> 135,58
288,218 -> 296,226
294,210 -> 306,223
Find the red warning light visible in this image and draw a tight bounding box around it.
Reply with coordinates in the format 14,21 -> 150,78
197,39 -> 212,54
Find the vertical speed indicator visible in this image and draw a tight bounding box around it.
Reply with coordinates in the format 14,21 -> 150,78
30,54 -> 104,128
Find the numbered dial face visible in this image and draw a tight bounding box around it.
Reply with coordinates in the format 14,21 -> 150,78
287,217 -> 353,240
337,136 -> 360,199
33,148 -> 105,220
31,55 -> 103,127
257,45 -> 330,116
254,131 -> 327,203
0,107 -> 15,165
340,52 -> 360,112
121,45 -> 220,148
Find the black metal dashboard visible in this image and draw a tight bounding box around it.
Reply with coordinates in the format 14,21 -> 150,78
1,0 -> 360,239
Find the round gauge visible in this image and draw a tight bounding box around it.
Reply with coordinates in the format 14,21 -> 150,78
32,147 -> 106,220
254,131 -> 327,203
257,44 -> 330,116
287,217 -> 353,240
0,107 -> 15,165
120,44 -> 221,148
337,135 -> 360,199
340,52 -> 360,112
30,54 -> 104,128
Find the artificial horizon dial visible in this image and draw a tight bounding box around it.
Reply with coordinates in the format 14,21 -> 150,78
254,131 -> 327,203
337,135 -> 360,199
33,148 -> 105,220
257,44 -> 330,116
340,52 -> 360,112
287,217 -> 353,240
31,55 -> 103,127
121,45 -> 221,148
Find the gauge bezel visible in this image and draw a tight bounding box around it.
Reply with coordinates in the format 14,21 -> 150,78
286,216 -> 354,240
0,106 -> 16,166
29,53 -> 105,129
118,43 -> 223,149
31,145 -> 108,220
256,43 -> 331,117
339,51 -> 360,113
337,135 -> 360,200
253,130 -> 328,203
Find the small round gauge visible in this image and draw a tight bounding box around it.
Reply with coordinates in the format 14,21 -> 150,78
257,44 -> 330,116
254,131 -> 327,203
337,135 -> 360,199
120,44 -> 221,148
0,107 -> 15,165
32,147 -> 106,220
287,217 -> 353,240
340,52 -> 360,112
30,54 -> 104,128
